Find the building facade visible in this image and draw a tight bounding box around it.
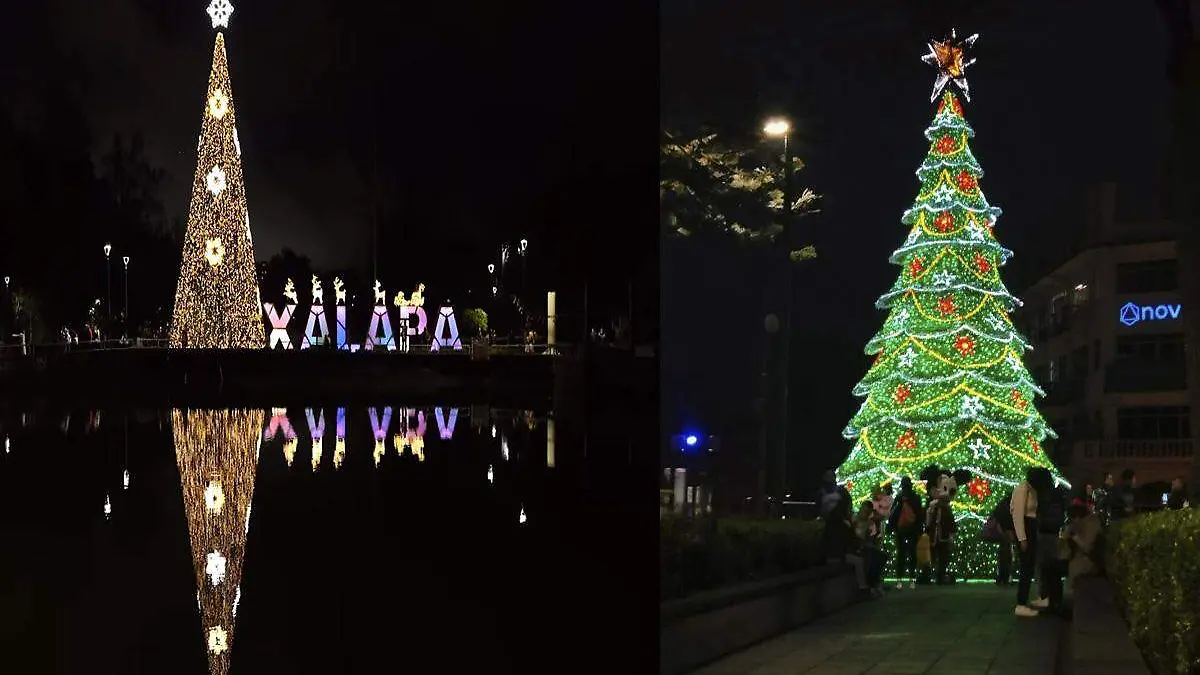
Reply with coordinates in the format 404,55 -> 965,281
1016,196 -> 1195,491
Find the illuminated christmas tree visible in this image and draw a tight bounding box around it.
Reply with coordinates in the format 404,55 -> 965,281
169,0 -> 265,349
173,407 -> 263,675
837,30 -> 1067,577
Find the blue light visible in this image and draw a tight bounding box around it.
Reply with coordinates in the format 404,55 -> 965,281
685,435 -> 698,447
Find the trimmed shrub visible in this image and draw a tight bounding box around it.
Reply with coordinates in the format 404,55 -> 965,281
659,515 -> 824,601
1107,508 -> 1200,675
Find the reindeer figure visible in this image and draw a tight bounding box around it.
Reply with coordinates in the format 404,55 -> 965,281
393,290 -> 408,307
333,277 -> 347,305
283,278 -> 298,305
373,279 -> 385,305
409,283 -> 426,307
311,275 -> 323,305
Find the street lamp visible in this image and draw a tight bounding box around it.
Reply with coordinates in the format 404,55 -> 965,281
122,256 -> 130,334
103,243 -> 112,321
763,117 -> 794,507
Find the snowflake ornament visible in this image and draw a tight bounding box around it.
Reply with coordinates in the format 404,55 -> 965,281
207,626 -> 229,654
206,165 -> 227,196
208,90 -> 229,119
931,270 -> 954,288
204,238 -> 225,267
206,0 -> 234,29
893,307 -> 910,324
898,347 -> 918,368
204,481 -> 225,512
205,550 -> 227,586
960,395 -> 984,418
966,223 -> 988,241
986,314 -> 1007,331
968,438 -> 991,460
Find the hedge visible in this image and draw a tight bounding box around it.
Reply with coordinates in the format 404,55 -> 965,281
1107,508 -> 1200,675
659,515 -> 825,601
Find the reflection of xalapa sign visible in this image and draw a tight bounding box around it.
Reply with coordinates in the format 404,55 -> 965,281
1119,301 -> 1182,327
262,277 -> 461,351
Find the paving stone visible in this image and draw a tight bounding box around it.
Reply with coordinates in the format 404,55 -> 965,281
687,585 -> 1065,675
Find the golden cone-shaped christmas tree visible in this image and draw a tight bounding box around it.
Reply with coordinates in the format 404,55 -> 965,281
173,408 -> 263,675
169,26 -> 264,349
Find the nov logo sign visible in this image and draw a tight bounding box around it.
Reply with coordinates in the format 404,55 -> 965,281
1119,301 -> 1182,327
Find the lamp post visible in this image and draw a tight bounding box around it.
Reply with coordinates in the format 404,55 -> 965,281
122,256 -> 130,334
103,243 -> 112,322
763,117 -> 793,504
518,238 -> 528,332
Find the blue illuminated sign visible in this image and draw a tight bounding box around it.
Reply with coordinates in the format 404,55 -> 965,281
1119,301 -> 1182,327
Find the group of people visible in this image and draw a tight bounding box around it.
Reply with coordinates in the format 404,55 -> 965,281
819,465 -> 1192,616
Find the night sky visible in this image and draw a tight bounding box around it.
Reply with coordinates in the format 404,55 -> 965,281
0,0 -> 653,319
662,2 -> 1172,481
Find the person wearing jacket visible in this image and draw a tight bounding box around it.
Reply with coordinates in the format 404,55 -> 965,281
1065,500 -> 1104,591
1010,467 -> 1040,617
887,477 -> 924,590
821,493 -> 867,592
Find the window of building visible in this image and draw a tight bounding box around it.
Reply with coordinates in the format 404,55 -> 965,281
1070,345 -> 1089,381
1116,406 -> 1191,439
1115,259 -> 1178,293
1115,333 -> 1186,364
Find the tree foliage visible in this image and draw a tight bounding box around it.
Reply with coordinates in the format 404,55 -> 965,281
660,129 -> 819,258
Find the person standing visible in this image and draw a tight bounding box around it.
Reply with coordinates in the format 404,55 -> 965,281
1109,469 -> 1137,522
1065,499 -> 1104,592
1033,469 -> 1066,612
990,490 -> 1016,585
1010,467 -> 1040,617
1167,476 -> 1190,510
887,477 -> 924,590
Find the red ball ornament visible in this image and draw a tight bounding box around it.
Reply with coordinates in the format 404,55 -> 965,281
953,334 -> 976,356
907,257 -> 925,278
1010,389 -> 1028,410
974,252 -> 992,274
956,170 -> 977,192
933,211 -> 955,232
895,429 -> 918,450
1028,436 -> 1042,454
937,294 -> 957,316
935,135 -> 957,154
968,476 -> 991,501
894,384 -> 912,404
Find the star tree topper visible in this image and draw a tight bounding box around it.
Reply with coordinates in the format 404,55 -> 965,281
921,28 -> 979,102
207,0 -> 234,29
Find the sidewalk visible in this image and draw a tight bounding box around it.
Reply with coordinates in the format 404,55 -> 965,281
688,584 -> 1063,675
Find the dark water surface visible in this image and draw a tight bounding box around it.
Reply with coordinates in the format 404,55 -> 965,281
1,405 -> 645,675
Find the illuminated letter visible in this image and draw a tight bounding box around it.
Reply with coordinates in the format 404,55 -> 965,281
305,408 -> 325,470
334,408 -> 346,469
369,407 -> 392,465
264,303 -> 296,349
430,306 -> 462,351
303,306 -> 329,349
435,407 -> 458,440
364,305 -> 396,351
264,408 -> 296,442
335,306 -> 347,350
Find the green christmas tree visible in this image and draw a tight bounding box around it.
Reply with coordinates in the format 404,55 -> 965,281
838,31 -> 1067,578
169,0 -> 265,349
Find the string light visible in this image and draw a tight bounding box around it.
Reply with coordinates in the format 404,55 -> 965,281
838,90 -> 1066,579
169,33 -> 265,349
173,408 -> 263,675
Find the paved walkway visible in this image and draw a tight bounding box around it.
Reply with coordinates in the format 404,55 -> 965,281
690,584 -> 1064,675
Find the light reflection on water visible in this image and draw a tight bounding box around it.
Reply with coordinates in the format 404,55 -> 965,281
0,405 -> 555,675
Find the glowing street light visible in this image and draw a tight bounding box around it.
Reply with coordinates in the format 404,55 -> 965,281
763,118 -> 791,137
103,243 -> 113,321
487,263 -> 495,275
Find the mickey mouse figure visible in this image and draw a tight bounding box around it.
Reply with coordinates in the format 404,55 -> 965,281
920,465 -> 973,585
